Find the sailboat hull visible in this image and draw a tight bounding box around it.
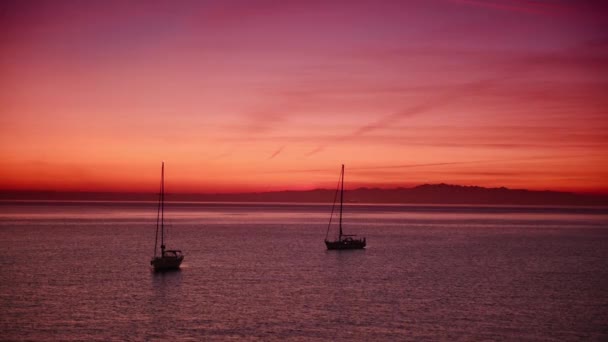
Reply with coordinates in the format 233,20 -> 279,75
325,238 -> 366,250
151,250 -> 184,271
151,255 -> 184,271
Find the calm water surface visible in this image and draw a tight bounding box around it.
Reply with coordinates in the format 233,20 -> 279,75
1,201 -> 607,341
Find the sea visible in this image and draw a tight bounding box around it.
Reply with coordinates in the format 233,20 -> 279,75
0,201 -> 607,341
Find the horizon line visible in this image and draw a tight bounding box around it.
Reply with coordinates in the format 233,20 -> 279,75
2,183 -> 607,196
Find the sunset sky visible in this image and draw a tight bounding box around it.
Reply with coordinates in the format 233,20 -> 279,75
1,0 -> 607,194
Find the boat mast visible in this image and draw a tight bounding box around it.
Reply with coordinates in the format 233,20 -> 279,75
154,162 -> 163,257
160,161 -> 165,255
339,164 -> 344,240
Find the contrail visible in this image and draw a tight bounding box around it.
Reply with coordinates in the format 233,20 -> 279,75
305,146 -> 325,157
268,145 -> 285,160
306,78 -> 495,155
262,154 -> 599,174
306,41 -> 600,156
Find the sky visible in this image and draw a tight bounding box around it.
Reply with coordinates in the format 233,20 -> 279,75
1,0 -> 607,194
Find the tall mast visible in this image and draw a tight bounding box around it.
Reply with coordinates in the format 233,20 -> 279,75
160,161 -> 165,255
154,162 -> 162,257
339,164 -> 344,239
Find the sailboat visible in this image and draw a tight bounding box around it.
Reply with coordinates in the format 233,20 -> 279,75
150,162 -> 184,271
324,164 -> 366,250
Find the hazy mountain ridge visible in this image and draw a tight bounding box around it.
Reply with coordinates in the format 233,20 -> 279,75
2,183 -> 607,205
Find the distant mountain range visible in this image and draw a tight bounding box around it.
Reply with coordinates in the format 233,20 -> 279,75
2,184 -> 607,205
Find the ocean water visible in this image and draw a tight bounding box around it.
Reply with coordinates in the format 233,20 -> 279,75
0,201 -> 607,341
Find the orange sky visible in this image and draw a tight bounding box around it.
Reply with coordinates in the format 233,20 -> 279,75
1,0 -> 607,194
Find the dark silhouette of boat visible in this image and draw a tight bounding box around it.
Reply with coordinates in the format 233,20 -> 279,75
150,162 -> 184,271
324,164 -> 366,250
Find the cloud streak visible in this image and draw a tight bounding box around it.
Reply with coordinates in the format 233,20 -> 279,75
268,145 -> 285,160
447,0 -> 571,16
304,40 -> 608,156
261,153 -> 602,175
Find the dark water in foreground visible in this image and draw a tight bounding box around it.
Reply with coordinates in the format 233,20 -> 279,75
0,201 -> 607,341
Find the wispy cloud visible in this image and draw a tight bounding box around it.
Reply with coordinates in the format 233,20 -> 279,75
446,0 -> 571,16
268,145 -> 285,160
210,150 -> 234,160
305,146 -> 325,157
237,111 -> 287,135
260,154 -> 602,175
303,40 -> 608,155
